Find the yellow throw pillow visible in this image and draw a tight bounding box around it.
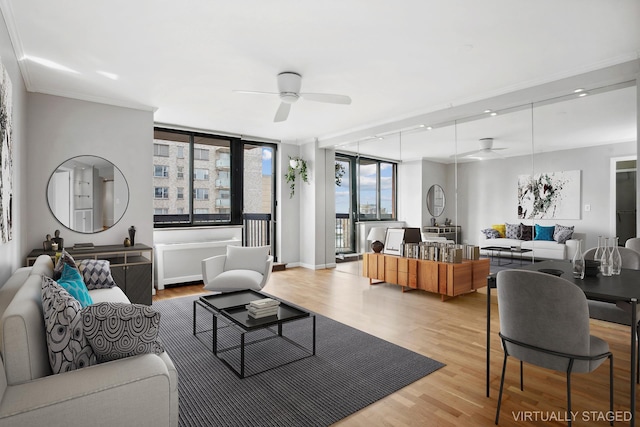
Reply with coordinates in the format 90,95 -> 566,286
491,224 -> 506,238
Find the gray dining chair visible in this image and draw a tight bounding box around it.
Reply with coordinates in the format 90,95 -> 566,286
626,237 -> 640,254
495,270 -> 613,426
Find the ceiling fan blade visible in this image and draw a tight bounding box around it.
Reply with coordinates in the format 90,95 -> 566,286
300,93 -> 352,105
233,90 -> 279,96
451,149 -> 480,158
274,102 -> 291,122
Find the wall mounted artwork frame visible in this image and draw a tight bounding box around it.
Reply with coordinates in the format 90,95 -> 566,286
517,170 -> 580,220
0,59 -> 12,243
383,228 -> 405,256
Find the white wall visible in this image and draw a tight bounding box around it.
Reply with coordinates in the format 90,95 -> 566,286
0,13 -> 27,282
277,142 -> 301,266
26,93 -> 153,252
456,141 -> 637,249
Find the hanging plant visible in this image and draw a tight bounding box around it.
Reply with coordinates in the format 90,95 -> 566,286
335,162 -> 346,186
285,156 -> 309,198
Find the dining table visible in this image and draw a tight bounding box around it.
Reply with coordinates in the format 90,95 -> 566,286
486,259 -> 639,426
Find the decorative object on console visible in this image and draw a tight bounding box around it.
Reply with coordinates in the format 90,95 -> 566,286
52,229 -> 64,250
285,156 -> 309,198
43,234 -> 52,251
124,237 -> 131,247
517,170 -> 581,220
367,227 -> 387,253
383,228 -> 405,256
128,225 -> 136,245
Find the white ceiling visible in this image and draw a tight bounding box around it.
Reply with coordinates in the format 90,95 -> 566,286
2,0 -> 639,161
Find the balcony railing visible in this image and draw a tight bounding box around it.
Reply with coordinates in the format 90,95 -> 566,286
335,213 -> 352,253
243,213 -> 271,247
215,159 -> 230,169
215,178 -> 230,188
215,198 -> 230,207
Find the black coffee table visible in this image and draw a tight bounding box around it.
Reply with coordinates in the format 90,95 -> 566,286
193,289 -> 316,378
482,246 -> 533,266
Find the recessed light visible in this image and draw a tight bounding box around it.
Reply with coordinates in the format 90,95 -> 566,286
490,112 -> 497,116
426,126 -> 433,130
578,92 -> 588,97
574,88 -> 584,93
418,124 -> 425,128
484,109 -> 492,113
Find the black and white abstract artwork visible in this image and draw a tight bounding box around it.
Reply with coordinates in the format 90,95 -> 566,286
517,170 -> 581,220
0,60 -> 13,243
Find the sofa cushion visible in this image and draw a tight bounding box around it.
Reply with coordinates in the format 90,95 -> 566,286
534,224 -> 555,241
82,302 -> 164,363
58,264 -> 93,308
491,224 -> 506,238
78,259 -> 117,290
481,228 -> 501,239
520,223 -> 533,241
53,249 -> 78,280
553,224 -> 575,244
29,254 -> 54,278
505,223 -> 521,239
224,245 -> 270,274
41,277 -> 96,374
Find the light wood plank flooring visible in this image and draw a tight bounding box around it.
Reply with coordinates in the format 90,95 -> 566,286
154,262 -> 633,426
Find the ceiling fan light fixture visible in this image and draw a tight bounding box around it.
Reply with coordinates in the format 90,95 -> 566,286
279,92 -> 299,104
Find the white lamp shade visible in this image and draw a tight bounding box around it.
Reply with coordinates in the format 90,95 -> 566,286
367,227 -> 387,242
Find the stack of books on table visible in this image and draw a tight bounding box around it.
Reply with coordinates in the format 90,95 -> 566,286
246,298 -> 280,319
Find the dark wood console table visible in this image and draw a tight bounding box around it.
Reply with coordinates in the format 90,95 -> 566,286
26,244 -> 153,305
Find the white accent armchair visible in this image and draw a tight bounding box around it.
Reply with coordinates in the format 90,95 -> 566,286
202,245 -> 273,292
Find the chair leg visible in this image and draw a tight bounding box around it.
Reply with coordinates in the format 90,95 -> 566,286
637,323 -> 639,384
610,354 -> 614,426
495,353 -> 509,425
566,371 -> 572,427
520,360 -> 524,391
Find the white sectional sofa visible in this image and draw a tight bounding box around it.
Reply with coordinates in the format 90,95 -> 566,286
0,255 -> 178,426
478,228 -> 585,260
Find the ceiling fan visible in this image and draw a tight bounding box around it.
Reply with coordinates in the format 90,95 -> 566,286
457,138 -> 506,160
234,72 -> 352,122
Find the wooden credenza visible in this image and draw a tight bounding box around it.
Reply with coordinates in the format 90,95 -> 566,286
363,252 -> 489,300
26,244 -> 153,305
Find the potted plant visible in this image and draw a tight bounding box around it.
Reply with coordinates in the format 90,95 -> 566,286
285,156 -> 309,198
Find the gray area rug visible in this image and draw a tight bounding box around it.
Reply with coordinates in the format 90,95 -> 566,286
153,295 -> 445,427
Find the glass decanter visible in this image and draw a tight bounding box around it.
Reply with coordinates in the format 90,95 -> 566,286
572,239 -> 585,279
600,237 -> 612,277
611,237 -> 622,275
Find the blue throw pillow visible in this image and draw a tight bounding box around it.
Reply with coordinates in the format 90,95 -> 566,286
534,224 -> 555,241
58,264 -> 94,308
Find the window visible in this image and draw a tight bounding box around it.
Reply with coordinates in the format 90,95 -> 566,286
153,128 -> 277,228
194,148 -> 209,161
194,168 -> 209,180
194,188 -> 209,200
154,165 -> 169,178
154,144 -> 169,157
154,187 -> 169,199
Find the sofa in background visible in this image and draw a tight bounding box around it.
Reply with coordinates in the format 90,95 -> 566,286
478,222 -> 585,260
0,255 -> 178,427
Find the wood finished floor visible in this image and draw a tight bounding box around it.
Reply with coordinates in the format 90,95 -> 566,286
154,261 -> 633,426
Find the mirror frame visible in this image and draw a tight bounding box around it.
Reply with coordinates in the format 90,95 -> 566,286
426,184 -> 446,218
46,155 -> 129,234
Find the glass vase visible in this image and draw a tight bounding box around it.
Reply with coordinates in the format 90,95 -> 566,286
594,236 -> 603,269
572,239 -> 585,279
600,237 -> 612,277
611,237 -> 622,275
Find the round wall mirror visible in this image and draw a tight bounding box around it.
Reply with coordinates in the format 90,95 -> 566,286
426,184 -> 445,217
47,155 -> 129,233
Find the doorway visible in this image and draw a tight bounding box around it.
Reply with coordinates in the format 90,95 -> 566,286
614,157 -> 637,244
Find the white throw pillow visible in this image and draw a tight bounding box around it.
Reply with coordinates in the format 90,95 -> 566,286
224,245 -> 270,274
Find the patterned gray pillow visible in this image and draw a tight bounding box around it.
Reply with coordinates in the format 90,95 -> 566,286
78,259 -> 117,290
481,228 -> 501,239
505,223 -> 521,239
41,276 -> 96,374
53,249 -> 78,281
82,302 -> 164,363
553,224 -> 575,244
